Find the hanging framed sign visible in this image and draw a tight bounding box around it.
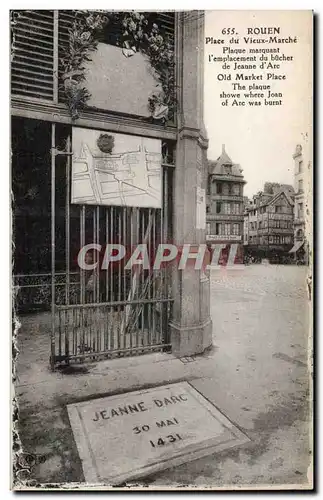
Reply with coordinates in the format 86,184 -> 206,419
71,127 -> 162,208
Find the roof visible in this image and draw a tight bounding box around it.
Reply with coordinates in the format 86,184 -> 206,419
208,145 -> 244,178
246,189 -> 294,213
259,190 -> 294,209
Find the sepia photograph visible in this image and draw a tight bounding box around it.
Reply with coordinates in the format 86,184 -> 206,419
11,8 -> 313,490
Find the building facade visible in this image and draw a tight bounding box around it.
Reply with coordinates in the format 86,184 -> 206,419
11,10 -> 212,365
244,183 -> 294,259
290,143 -> 310,262
206,145 -> 246,261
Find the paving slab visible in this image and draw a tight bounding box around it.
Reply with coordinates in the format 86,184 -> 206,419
67,381 -> 250,485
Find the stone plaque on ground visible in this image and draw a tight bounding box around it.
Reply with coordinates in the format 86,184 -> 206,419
67,381 -> 250,485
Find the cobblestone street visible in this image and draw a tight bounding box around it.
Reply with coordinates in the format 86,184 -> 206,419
145,263 -> 312,487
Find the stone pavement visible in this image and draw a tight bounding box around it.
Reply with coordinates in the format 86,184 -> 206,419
13,264 -> 312,489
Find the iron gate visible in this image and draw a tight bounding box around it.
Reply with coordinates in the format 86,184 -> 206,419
51,125 -> 174,368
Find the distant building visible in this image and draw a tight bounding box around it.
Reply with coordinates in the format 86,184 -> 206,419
244,183 -> 294,258
206,146 -> 246,254
243,197 -> 252,245
289,144 -> 310,262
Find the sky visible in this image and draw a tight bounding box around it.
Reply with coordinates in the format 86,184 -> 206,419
204,10 -> 312,198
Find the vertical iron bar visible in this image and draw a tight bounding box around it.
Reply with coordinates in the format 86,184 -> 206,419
64,309 -> 69,363
123,207 -> 126,349
117,210 -> 122,351
148,208 -> 152,346
135,209 -> 140,348
163,167 -> 169,343
118,210 -> 122,302
105,209 -> 109,350
110,207 -> 113,349
80,205 -> 85,353
50,123 -> 56,370
65,135 -> 71,307
159,171 -> 164,346
96,206 -> 100,301
90,306 -> 93,354
129,208 -> 133,351
140,210 -> 145,347
136,207 -> 140,307
152,208 -> 156,344
93,207 -> 96,304
73,307 -> 76,356
164,167 -> 169,243
96,206 -> 100,353
80,205 -> 85,304
58,310 -> 61,358
105,209 -> 109,303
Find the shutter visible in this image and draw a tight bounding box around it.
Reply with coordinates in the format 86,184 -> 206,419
11,10 -> 175,102
153,12 -> 175,41
58,10 -> 76,103
11,10 -> 54,100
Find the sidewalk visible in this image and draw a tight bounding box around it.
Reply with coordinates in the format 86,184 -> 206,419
14,265 -> 312,489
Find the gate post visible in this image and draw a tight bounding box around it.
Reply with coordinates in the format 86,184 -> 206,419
170,12 -> 213,357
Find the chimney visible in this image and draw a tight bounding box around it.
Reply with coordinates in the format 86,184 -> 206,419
222,144 -> 225,154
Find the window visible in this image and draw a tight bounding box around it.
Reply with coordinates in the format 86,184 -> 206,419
298,203 -> 304,218
299,160 -> 303,173
233,184 -> 240,196
206,206 -> 210,214
298,179 -> 304,193
216,202 -> 222,214
216,183 -> 222,194
274,235 -> 280,244
223,203 -> 231,214
224,223 -> 231,235
215,223 -> 221,235
230,203 -> 240,215
232,223 -> 240,235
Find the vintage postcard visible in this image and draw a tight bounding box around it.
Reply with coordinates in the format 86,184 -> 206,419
11,9 -> 313,490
